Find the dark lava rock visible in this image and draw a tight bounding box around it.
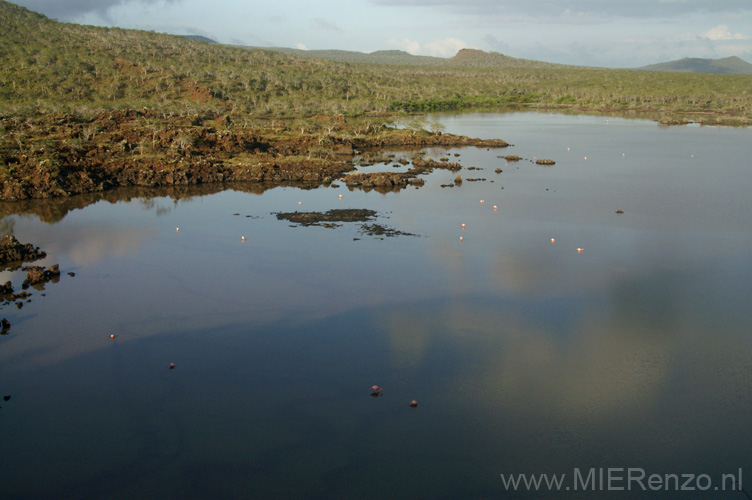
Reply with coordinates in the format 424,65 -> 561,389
413,157 -> 462,172
1,318 -> 10,335
11,291 -> 31,301
25,266 -> 46,285
275,208 -> 377,227
343,172 -> 411,189
535,159 -> 556,165
23,264 -> 61,288
0,236 -> 46,269
359,224 -> 418,238
276,209 -> 419,238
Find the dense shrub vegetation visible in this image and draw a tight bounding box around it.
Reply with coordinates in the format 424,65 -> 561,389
1,0 -> 750,124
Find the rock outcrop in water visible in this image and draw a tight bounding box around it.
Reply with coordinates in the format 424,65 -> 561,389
0,235 -> 46,269
275,208 -> 419,238
275,208 -> 377,227
0,236 -> 67,329
23,264 -> 61,289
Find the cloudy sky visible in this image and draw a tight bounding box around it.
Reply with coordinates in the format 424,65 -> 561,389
11,0 -> 752,67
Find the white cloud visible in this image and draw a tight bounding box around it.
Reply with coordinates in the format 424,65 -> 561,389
700,24 -> 749,40
295,43 -> 309,50
386,37 -> 422,55
313,18 -> 342,32
385,37 -> 469,57
424,37 -> 469,57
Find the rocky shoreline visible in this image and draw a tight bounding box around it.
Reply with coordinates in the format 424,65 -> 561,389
0,234 -> 46,265
1,235 -> 66,334
0,110 -> 508,202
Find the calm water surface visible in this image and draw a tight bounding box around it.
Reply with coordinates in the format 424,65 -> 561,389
1,112 -> 751,499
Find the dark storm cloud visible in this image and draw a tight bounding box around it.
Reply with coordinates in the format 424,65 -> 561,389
369,0 -> 751,19
12,0 -> 183,21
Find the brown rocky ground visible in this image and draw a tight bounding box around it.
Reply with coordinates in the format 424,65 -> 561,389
0,110 -> 508,201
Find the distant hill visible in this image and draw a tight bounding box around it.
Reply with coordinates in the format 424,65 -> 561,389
256,47 -> 574,69
1,0 -> 751,125
448,48 -> 574,69
182,35 -> 217,44
252,47 -> 445,66
637,56 -> 752,75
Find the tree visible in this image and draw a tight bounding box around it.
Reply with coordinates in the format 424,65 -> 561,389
429,119 -> 446,134
406,116 -> 429,136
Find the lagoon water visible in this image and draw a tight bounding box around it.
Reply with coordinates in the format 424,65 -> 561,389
1,112 -> 751,499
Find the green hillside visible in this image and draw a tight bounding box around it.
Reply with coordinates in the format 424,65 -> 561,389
183,35 -> 217,44
256,47 -> 570,69
1,0 -> 751,122
0,0 -> 401,116
2,0 -> 751,202
447,48 -> 574,69
638,56 -> 752,75
257,47 -> 445,66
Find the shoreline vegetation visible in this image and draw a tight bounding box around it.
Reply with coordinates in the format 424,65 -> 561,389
1,0 -> 751,202
0,109 -> 508,201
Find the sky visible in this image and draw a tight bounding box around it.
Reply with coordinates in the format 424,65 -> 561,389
10,0 -> 752,68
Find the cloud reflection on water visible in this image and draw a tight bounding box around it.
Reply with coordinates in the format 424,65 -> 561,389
387,226 -> 752,433
52,226 -> 150,266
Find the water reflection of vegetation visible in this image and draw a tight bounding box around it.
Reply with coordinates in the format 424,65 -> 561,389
0,181 -> 339,224
138,198 -> 173,217
0,184 -> 239,223
0,217 -> 15,236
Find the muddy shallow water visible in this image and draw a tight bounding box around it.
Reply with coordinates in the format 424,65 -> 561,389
1,112 -> 751,500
